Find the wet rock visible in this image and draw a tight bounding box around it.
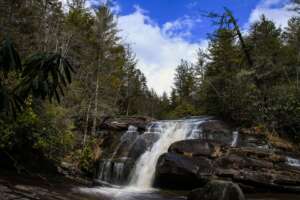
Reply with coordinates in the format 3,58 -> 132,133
154,153 -> 212,189
99,116 -> 154,131
169,140 -> 224,158
198,120 -> 270,149
201,120 -> 231,135
238,134 -> 270,149
93,179 -> 116,187
114,131 -> 139,158
188,180 -> 246,200
58,162 -> 84,178
155,137 -> 300,193
199,120 -> 232,144
128,133 -> 160,160
214,154 -> 274,170
97,157 -> 135,185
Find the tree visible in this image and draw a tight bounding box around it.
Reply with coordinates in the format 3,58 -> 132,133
174,60 -> 196,104
284,17 -> 300,88
88,5 -> 121,136
0,36 -> 75,115
201,27 -> 241,120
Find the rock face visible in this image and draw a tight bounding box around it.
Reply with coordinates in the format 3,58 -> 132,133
95,117 -> 158,185
99,116 -> 154,131
188,180 -> 246,200
128,133 -> 160,160
169,140 -> 224,158
154,120 -> 300,193
96,117 -> 300,193
154,152 -> 213,189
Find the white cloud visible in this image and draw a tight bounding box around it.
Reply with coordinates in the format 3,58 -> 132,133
117,6 -> 207,95
248,0 -> 297,28
162,15 -> 202,39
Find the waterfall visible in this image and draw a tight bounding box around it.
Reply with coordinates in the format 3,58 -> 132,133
98,125 -> 138,184
145,122 -> 163,134
286,157 -> 300,168
231,131 -> 239,147
128,118 -> 206,189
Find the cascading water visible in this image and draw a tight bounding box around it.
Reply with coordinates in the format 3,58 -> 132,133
77,117 -> 215,199
231,131 -> 239,147
76,117 -> 300,200
98,125 -> 139,184
286,157 -> 300,168
129,118 -> 207,189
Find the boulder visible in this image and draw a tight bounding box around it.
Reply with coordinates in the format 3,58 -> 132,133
188,180 -> 246,200
155,138 -> 300,193
214,154 -> 274,170
154,153 -> 212,189
169,140 -> 224,158
200,120 -> 231,138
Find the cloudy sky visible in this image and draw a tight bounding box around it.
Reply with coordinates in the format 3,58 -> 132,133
69,0 -> 297,95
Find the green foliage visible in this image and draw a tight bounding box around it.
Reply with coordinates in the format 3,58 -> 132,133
170,103 -> 199,118
0,99 -> 75,161
19,52 -> 75,102
166,9 -> 300,143
0,36 -> 75,116
72,138 -> 96,174
0,36 -> 22,74
174,60 -> 196,103
33,103 -> 75,160
189,11 -> 300,141
2,0 -> 299,174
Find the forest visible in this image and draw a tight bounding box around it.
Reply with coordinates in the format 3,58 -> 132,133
0,0 -> 300,200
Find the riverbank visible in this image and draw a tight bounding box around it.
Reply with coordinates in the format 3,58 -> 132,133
1,171 -> 300,200
1,118 -> 300,200
0,169 -> 94,200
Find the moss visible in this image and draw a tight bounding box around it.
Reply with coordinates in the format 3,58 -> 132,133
240,126 -> 297,152
267,133 -> 295,151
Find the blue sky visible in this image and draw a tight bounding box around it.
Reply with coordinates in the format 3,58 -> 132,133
117,0 -> 260,42
78,0 -> 296,94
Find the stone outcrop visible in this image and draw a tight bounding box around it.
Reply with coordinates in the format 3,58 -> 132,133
96,118 -> 300,194
154,152 -> 213,189
188,180 -> 246,200
96,117 -> 158,185
99,116 -> 154,131
128,133 -> 160,160
154,122 -> 300,193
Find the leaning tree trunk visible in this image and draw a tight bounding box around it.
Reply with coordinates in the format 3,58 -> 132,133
224,8 -> 253,68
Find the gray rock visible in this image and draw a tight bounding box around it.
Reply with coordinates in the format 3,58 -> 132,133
188,180 -> 246,200
169,140 -> 224,158
128,133 -> 160,160
154,153 -> 212,189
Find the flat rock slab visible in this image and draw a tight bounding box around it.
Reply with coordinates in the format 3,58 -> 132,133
0,175 -> 95,200
188,180 -> 246,200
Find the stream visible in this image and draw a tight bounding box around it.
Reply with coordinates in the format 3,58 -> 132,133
73,117 -> 300,200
